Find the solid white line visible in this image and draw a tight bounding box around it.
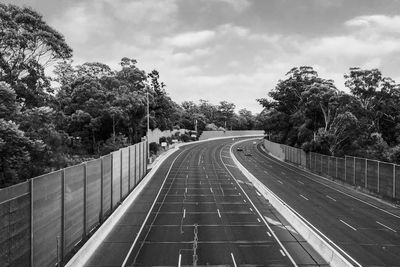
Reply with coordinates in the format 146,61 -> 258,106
230,253 -> 237,267
256,191 -> 261,197
299,194 -> 309,201
280,249 -> 286,256
326,195 -> 337,202
376,221 -> 397,232
297,180 -> 304,185
267,232 -> 272,237
183,209 -> 186,218
217,209 -> 221,218
121,149 -> 186,267
178,254 -> 182,267
340,220 -> 357,231
257,218 -> 261,222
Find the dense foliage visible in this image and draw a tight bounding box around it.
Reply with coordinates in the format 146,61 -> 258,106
258,66 -> 400,163
0,4 -> 260,187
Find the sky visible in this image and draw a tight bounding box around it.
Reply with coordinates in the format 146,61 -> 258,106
6,0 -> 400,113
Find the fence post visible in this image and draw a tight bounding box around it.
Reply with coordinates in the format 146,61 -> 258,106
335,157 -> 338,179
128,147 -> 131,192
365,159 -> 368,188
344,156 -> 347,182
83,163 -> 87,237
100,157 -> 104,223
321,155 -> 323,174
393,164 -> 396,199
377,161 -> 380,193
61,169 -> 65,265
110,153 -> 113,211
353,157 -> 356,185
120,150 -> 123,200
327,156 -> 330,177
30,178 -> 34,267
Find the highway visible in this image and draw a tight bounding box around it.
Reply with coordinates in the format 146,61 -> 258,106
233,139 -> 400,266
86,137 -> 326,266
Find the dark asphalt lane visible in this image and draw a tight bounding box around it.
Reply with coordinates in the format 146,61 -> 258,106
233,139 -> 400,266
121,138 -> 308,266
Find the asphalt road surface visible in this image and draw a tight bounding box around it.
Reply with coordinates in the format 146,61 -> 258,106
115,138 -> 325,266
233,139 -> 400,267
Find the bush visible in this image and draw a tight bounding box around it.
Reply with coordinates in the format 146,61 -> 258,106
180,133 -> 190,142
149,142 -> 159,155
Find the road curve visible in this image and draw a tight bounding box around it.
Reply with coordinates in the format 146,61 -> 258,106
233,139 -> 400,267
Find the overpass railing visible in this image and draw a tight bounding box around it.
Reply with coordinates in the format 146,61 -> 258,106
0,140 -> 147,267
263,139 -> 400,201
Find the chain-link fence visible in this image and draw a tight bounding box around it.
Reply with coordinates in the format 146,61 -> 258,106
263,139 -> 399,201
0,140 -> 147,267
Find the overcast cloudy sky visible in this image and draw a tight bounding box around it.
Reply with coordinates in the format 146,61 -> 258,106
6,0 -> 400,113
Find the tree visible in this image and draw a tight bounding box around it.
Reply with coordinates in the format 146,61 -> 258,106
0,3 -> 72,108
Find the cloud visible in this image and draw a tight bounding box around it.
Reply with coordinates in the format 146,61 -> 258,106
164,30 -> 216,47
217,0 -> 251,12
345,15 -> 400,34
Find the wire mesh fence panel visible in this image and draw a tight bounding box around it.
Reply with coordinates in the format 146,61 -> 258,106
379,162 -> 394,198
102,155 -> 112,218
395,165 -> 400,200
311,153 -> 317,172
121,147 -> 129,198
366,160 -> 379,193
328,157 -> 336,177
315,153 -> 322,174
63,164 -> 84,257
0,182 -> 30,267
112,151 -> 121,209
135,144 -> 140,185
337,158 -> 345,181
86,158 -> 101,233
32,171 -> 62,267
345,156 -> 354,184
354,158 -> 366,188
321,155 -> 329,176
129,146 -> 136,191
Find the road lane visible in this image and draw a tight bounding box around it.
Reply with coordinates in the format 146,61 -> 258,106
234,139 -> 400,266
122,138 -> 298,266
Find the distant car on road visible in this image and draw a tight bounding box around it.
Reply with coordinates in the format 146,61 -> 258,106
244,150 -> 252,156
236,147 -> 243,151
